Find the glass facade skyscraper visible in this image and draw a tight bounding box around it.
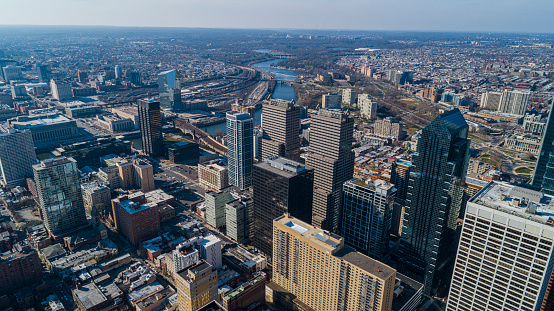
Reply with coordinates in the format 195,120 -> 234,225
341,178 -> 395,262
532,97 -> 554,193
226,111 -> 253,190
33,157 -> 87,235
398,109 -> 470,295
138,99 -> 164,157
158,69 -> 182,111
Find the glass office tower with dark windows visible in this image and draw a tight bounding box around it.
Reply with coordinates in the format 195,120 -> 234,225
33,157 -> 87,236
138,99 -> 164,157
533,97 -> 554,194
158,69 -> 182,111
341,178 -> 395,262
398,109 -> 470,295
226,111 -> 254,190
252,156 -> 313,257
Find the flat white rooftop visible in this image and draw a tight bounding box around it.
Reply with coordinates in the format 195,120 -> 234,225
471,181 -> 554,224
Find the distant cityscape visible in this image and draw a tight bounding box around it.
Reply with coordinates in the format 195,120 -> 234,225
0,26 -> 554,311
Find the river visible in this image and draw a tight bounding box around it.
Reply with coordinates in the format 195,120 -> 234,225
201,54 -> 298,135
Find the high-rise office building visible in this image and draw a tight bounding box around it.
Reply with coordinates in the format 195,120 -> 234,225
226,192 -> 253,244
272,214 -> 396,311
306,109 -> 354,232
359,94 -> 377,119
390,160 -> 411,237
50,79 -> 73,101
158,69 -> 182,111
446,182 -> 554,311
342,88 -> 357,107
341,178 -> 395,262
0,127 -> 35,188
533,97 -> 554,194
398,109 -> 470,295
260,99 -> 301,161
138,99 -> 164,157
226,111 -> 253,190
204,188 -> 237,231
129,71 -> 142,86
33,157 -> 87,236
252,156 -> 313,256
77,71 -> 88,83
176,260 -> 218,311
36,64 -> 50,83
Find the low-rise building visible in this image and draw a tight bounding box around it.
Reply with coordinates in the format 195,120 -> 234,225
504,133 -> 541,155
167,141 -> 200,163
222,272 -> 266,311
0,250 -> 42,293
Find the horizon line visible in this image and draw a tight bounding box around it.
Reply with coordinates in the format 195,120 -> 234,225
0,24 -> 553,35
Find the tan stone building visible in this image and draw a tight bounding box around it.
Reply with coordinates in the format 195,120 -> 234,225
261,99 -> 301,161
272,214 -> 396,311
176,260 -> 218,311
198,161 -> 228,191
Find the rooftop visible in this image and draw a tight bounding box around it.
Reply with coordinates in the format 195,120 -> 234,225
197,301 -> 227,311
258,156 -> 310,176
177,260 -> 212,282
72,283 -> 107,310
471,181 -> 554,224
391,273 -> 424,311
276,214 -> 395,280
128,281 -> 164,302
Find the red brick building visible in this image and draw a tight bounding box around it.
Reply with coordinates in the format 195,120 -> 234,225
0,250 -> 43,293
111,193 -> 160,245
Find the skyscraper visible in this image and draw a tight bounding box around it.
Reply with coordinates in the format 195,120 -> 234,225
33,157 -> 87,236
271,214 -> 396,311
306,109 -> 354,232
114,65 -> 122,79
390,160 -> 412,237
158,69 -> 182,111
399,109 -> 470,295
260,99 -> 301,161
138,99 -> 164,157
36,64 -> 50,83
532,97 -> 554,193
341,178 -> 395,262
252,156 -> 313,256
446,182 -> 554,311
0,127 -> 35,188
226,111 -> 253,190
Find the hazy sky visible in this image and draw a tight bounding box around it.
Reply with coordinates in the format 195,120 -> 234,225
2,0 -> 553,33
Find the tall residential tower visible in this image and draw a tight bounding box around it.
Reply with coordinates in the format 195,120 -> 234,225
33,157 -> 87,236
226,111 -> 253,190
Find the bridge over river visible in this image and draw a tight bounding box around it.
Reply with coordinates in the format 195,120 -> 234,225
174,118 -> 228,156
